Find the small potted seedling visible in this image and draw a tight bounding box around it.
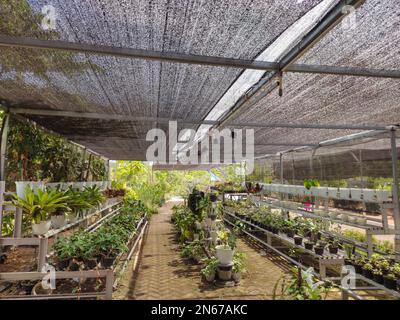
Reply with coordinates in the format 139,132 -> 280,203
362,263 -> 374,279
383,273 -> 398,290
201,258 -> 219,283
328,237 -> 340,254
314,241 -> 326,256
372,269 -> 384,284
293,235 -> 303,246
232,252 -> 246,282
304,239 -> 314,251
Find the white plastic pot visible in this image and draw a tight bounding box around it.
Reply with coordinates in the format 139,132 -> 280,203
339,188 -> 351,200
215,245 -> 234,265
205,273 -> 215,282
232,272 -> 242,282
328,188 -> 339,199
32,220 -> 51,235
316,187 -> 328,198
348,216 -> 357,224
210,231 -> 218,243
357,217 -> 367,225
376,190 -> 390,203
363,189 -> 376,203
350,188 -> 362,201
51,214 -> 66,229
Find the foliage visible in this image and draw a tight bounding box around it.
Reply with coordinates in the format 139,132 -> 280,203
1,112 -> 106,188
10,186 -> 69,223
273,267 -> 331,300
233,252 -> 246,274
180,241 -> 204,261
201,258 -> 219,277
53,199 -> 146,265
303,179 -> 320,190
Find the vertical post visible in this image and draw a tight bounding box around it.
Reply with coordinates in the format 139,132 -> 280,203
37,236 -> 48,271
0,181 -> 4,237
85,153 -> 93,181
105,269 -> 114,300
0,113 -> 10,182
279,153 -> 283,184
13,207 -> 22,238
390,129 -> 400,260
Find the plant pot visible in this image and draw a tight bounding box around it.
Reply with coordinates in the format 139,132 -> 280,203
294,236 -> 303,246
232,272 -> 242,282
51,214 -> 66,229
304,242 -> 314,250
348,216 -> 357,224
373,274 -> 384,285
215,245 -> 234,265
354,263 -> 363,274
101,255 -> 116,269
328,246 -> 339,254
341,214 -> 349,222
57,258 -> 71,271
217,267 -> 232,281
84,258 -> 98,270
383,276 -> 398,290
205,273 -> 215,283
362,268 -> 374,279
314,246 -> 324,256
69,260 -> 80,271
356,217 -> 367,226
286,230 -> 295,238
32,220 -> 51,235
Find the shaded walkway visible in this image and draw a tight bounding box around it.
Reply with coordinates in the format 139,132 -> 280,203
114,202 -> 290,300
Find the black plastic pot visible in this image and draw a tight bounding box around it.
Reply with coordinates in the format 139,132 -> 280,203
314,246 -> 324,255
209,193 -> 218,202
294,236 -> 303,246
271,227 -> 278,234
57,258 -> 71,271
362,268 -> 374,280
101,255 -> 116,269
69,260 -> 80,271
373,273 -> 384,285
383,276 -> 398,290
328,246 -> 339,254
286,229 -> 295,238
354,263 -> 363,274
304,242 -> 314,251
84,258 -> 98,270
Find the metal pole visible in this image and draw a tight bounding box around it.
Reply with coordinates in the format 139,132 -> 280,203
279,153 -> 283,184
390,130 -> 400,259
0,113 -> 10,181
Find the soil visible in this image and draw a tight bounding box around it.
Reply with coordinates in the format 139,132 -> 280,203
34,278 -> 106,297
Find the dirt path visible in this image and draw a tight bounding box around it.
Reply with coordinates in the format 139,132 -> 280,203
114,201 -> 291,300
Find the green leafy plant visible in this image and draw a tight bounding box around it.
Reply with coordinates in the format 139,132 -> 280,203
233,252 -> 246,274
10,186 -> 69,224
201,258 -> 219,277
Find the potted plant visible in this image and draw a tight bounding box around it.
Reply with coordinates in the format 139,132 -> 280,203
362,263 -> 374,279
372,269 -> 384,284
216,230 -> 235,265
201,258 -> 219,283
304,239 -> 314,251
314,241 -> 326,256
328,237 -> 340,254
232,252 -> 246,282
52,237 -> 73,270
353,256 -> 366,274
343,244 -> 355,265
10,187 -> 69,235
294,235 -> 303,246
383,273 -> 398,291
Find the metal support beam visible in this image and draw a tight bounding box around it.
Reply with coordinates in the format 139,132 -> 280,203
4,107 -> 391,131
0,113 -> 10,181
279,153 -> 284,184
0,34 -> 398,80
390,130 -> 400,259
280,0 -> 366,69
